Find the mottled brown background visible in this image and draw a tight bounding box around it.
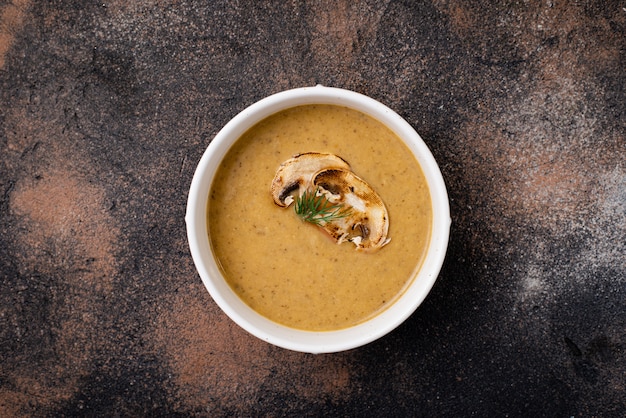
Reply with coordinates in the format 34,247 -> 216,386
1,0 -> 624,416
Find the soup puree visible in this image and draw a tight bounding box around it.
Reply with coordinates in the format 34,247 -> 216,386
208,104 -> 432,331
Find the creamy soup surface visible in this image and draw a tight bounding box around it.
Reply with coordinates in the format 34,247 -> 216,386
208,105 -> 432,331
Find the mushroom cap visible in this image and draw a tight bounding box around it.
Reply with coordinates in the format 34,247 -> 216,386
270,152 -> 351,207
313,168 -> 390,252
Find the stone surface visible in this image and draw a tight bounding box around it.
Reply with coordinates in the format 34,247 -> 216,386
1,0 -> 624,416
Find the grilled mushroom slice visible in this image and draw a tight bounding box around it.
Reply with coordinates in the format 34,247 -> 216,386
313,168 -> 390,252
271,152 -> 350,207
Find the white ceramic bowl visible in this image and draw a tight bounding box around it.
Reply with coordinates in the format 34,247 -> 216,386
186,85 -> 450,353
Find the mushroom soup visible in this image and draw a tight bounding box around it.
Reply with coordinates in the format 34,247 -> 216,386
208,104 -> 432,331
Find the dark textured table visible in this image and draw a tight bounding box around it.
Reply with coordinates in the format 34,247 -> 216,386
1,1 -> 624,416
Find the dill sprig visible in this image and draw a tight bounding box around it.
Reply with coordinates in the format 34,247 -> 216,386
294,188 -> 352,226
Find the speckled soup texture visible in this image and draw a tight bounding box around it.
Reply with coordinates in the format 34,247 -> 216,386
1,1 -> 624,416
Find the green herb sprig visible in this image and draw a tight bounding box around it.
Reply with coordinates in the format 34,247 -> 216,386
294,188 -> 352,226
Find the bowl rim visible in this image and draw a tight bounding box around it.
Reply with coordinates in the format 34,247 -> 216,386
186,85 -> 451,353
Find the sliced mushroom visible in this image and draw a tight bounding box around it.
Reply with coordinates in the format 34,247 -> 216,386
271,152 -> 350,207
313,168 -> 390,252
